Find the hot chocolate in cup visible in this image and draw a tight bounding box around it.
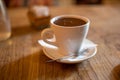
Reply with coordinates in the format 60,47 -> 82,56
41,15 -> 90,56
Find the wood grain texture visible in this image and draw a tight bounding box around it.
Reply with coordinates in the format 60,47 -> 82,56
0,5 -> 120,80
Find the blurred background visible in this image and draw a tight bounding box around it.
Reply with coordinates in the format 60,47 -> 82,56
3,0 -> 120,8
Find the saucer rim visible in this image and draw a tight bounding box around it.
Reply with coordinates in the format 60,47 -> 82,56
43,46 -> 97,64
39,39 -> 97,64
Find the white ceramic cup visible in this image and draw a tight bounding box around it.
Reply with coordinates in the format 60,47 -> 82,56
41,15 -> 90,56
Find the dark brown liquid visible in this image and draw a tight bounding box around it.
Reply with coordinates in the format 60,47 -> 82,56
54,17 -> 86,27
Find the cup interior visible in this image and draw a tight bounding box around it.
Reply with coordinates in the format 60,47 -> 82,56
51,15 -> 90,28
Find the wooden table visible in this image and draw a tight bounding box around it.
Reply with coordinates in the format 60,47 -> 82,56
0,5 -> 120,80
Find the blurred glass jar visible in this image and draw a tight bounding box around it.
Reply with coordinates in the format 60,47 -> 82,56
27,6 -> 50,30
0,0 -> 11,41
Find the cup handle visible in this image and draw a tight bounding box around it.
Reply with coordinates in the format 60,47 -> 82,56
41,28 -> 57,46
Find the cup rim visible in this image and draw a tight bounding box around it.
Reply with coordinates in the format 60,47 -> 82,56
51,15 -> 90,28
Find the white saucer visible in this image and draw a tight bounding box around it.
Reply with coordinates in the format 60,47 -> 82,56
38,39 -> 97,64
